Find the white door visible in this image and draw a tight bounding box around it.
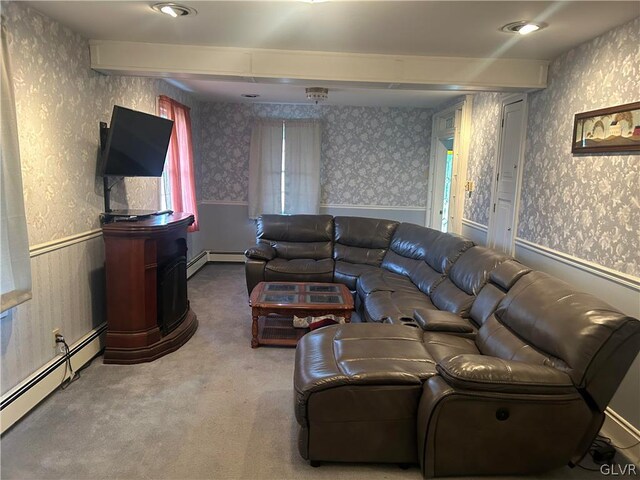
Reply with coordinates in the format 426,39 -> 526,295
489,98 -> 526,253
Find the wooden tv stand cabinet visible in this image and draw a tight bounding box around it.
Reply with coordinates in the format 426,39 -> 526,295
101,212 -> 198,364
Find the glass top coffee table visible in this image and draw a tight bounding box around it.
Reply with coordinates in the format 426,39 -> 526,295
249,281 -> 354,348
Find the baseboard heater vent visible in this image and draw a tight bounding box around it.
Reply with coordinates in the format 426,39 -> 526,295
0,324 -> 106,434
187,251 -> 246,279
186,250 -> 207,270
206,252 -> 246,263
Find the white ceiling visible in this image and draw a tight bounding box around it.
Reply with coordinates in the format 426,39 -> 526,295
165,78 -> 466,106
27,1 -> 640,59
26,1 -> 640,107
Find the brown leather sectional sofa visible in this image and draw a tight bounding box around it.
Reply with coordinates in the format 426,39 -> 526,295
244,214 -> 640,477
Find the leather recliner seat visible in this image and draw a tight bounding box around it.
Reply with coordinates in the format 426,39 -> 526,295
245,214 -> 335,290
245,214 -> 640,477
332,216 -> 399,291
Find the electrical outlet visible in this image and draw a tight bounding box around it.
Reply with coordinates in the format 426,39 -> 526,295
52,328 -> 61,348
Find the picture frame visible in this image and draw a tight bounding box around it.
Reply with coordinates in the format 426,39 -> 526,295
571,101 -> 640,154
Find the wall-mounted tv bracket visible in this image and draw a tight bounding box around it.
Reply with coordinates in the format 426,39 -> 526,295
100,121 -> 123,213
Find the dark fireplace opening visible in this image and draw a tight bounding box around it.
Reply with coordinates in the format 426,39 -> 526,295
158,255 -> 189,335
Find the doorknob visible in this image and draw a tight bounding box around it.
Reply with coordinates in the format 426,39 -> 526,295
507,227 -> 512,231
439,210 -> 443,215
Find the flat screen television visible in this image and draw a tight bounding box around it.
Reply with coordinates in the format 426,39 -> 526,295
101,105 -> 174,177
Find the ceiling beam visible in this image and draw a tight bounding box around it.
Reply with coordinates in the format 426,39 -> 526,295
89,40 -> 548,92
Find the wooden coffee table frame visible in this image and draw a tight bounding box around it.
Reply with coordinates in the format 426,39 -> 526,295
249,281 -> 354,348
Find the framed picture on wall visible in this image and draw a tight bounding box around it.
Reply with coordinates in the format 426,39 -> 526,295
571,101 -> 640,154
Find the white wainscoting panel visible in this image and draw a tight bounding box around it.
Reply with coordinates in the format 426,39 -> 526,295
602,407 -> 640,467
461,218 -> 488,246
1,323 -> 106,433
187,230 -> 204,262
198,201 -> 429,253
513,237 -> 640,436
514,238 -> 639,316
320,204 -> 427,225
198,202 -> 256,253
1,234 -> 106,397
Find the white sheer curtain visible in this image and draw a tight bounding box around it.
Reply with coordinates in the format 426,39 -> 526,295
1,18 -> 32,312
248,120 -> 284,219
284,121 -> 321,215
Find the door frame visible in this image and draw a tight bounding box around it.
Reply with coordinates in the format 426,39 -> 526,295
426,95 -> 473,234
486,93 -> 528,254
430,135 -> 454,230
427,113 -> 454,230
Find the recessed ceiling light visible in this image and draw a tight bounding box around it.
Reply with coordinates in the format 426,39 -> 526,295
518,23 -> 541,35
161,6 -> 178,17
151,3 -> 197,18
500,21 -> 547,35
241,94 -> 260,98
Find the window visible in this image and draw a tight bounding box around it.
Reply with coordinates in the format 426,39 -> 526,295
160,163 -> 172,212
157,96 -> 199,232
1,21 -> 32,312
248,119 -> 321,219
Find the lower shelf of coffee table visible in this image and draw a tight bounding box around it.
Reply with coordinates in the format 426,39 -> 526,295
258,316 -> 309,347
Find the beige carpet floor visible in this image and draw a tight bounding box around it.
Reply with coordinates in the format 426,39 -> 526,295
0,264 -> 617,479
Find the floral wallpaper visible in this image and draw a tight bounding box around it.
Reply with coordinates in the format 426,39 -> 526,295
520,17 -> 639,276
4,2 -> 199,246
461,18 -> 639,276
197,103 -> 432,206
464,92 -> 502,225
